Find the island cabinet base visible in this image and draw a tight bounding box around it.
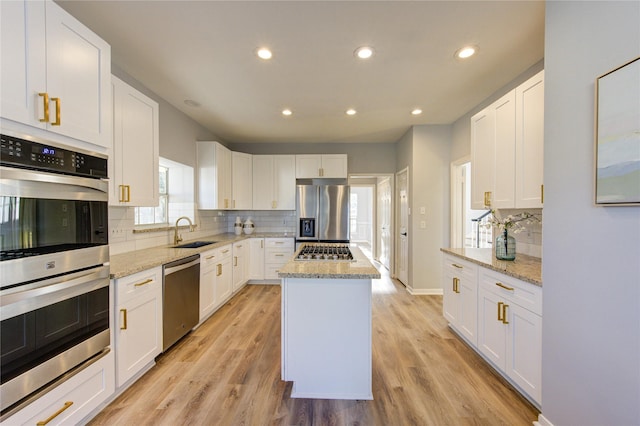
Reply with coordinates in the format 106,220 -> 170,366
281,277 -> 373,400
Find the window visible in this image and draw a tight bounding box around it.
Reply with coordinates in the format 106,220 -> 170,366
135,166 -> 168,225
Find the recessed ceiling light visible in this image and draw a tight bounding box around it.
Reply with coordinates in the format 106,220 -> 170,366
256,47 -> 273,60
455,45 -> 477,59
282,109 -> 292,116
346,109 -> 357,116
354,46 -> 374,59
411,109 -> 423,116
184,99 -> 200,107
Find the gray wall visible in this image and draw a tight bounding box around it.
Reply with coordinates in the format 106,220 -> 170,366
112,65 -> 219,167
542,1 -> 640,424
230,142 -> 396,175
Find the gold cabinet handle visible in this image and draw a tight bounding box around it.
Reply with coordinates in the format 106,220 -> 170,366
495,282 -> 514,291
38,92 -> 50,122
541,184 -> 544,204
51,97 -> 61,126
126,185 -> 131,202
206,255 -> 215,260
452,277 -> 460,294
234,256 -> 238,266
502,303 -> 509,324
275,254 -> 284,257
37,401 -> 74,425
119,185 -> 125,202
272,200 -> 277,209
275,241 -> 284,244
452,263 -> 463,269
134,278 -> 153,287
216,264 -> 222,276
497,302 -> 504,322
120,309 -> 127,330
232,200 -> 236,209
222,249 -> 229,254
484,191 -> 492,207
224,199 -> 229,209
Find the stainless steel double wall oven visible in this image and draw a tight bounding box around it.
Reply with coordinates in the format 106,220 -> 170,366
0,133 -> 110,414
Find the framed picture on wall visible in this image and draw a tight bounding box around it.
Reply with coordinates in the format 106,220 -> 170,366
594,57 -> 640,205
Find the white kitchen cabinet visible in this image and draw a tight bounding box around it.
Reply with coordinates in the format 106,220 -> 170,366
1,351 -> 115,425
252,155 -> 296,210
265,238 -> 295,280
442,255 -> 478,346
471,91 -> 516,209
231,151 -> 253,210
515,71 -> 545,208
477,267 -> 542,405
113,267 -> 162,388
232,241 -> 248,293
295,154 -> 347,179
199,245 -> 233,322
471,70 -> 544,210
0,0 -> 111,149
248,238 -> 265,280
216,246 -> 233,306
197,141 -> 232,209
110,76 -> 159,206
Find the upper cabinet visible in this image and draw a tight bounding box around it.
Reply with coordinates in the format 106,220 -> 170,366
1,0 -> 111,149
295,154 -> 347,178
231,151 -> 253,210
253,155 -> 296,210
110,76 -> 159,206
471,70 -> 544,210
197,141 -> 232,209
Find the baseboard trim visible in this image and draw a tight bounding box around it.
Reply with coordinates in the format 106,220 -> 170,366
407,288 -> 443,296
534,414 -> 553,426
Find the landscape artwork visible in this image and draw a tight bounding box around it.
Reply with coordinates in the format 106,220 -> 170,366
595,57 -> 640,205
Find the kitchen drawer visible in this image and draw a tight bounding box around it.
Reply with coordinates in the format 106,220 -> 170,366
2,351 -> 115,425
443,255 -> 477,282
479,268 -> 542,315
116,267 -> 162,305
201,245 -> 232,271
265,264 -> 285,280
265,238 -> 294,249
265,248 -> 293,264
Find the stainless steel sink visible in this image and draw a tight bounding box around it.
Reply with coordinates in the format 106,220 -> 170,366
173,241 -> 216,249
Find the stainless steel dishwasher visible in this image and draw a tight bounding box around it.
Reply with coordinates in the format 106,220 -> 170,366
162,254 -> 200,351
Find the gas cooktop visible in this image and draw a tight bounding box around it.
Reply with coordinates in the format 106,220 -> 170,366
295,244 -> 354,261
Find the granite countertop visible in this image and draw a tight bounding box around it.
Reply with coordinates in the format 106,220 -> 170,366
440,247 -> 542,287
278,244 -> 381,279
109,232 -> 292,279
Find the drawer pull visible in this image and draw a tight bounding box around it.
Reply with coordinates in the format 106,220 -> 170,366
216,264 -> 222,276
234,256 -> 238,266
274,241 -> 284,244
120,309 -> 127,330
37,401 -> 74,425
206,255 -> 216,260
275,254 -> 284,257
453,277 -> 460,293
451,263 -> 463,269
222,249 -> 230,254
495,282 -> 514,291
134,278 -> 153,287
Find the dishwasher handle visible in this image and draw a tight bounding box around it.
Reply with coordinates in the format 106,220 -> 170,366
164,255 -> 200,276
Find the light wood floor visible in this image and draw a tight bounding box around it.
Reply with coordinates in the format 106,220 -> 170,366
90,266 -> 539,425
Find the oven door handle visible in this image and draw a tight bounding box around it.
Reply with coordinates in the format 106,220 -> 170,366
0,166 -> 108,200
0,266 -> 110,321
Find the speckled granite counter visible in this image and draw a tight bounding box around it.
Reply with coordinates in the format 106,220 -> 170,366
278,244 -> 381,279
440,247 -> 541,286
109,232 -> 293,279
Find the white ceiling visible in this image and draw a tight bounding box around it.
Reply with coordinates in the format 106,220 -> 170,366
56,1 -> 545,144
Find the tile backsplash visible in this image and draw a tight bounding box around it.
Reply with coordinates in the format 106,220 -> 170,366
108,207 -> 296,255
493,208 -> 543,258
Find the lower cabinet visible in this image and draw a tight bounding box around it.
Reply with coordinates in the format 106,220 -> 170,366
265,238 -> 295,280
199,244 -> 232,323
232,241 -> 248,292
443,254 -> 542,407
442,255 -> 478,346
114,267 -> 162,388
248,238 -> 265,280
2,351 -> 115,425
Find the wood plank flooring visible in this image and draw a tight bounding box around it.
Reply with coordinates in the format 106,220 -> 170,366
90,266 -> 539,425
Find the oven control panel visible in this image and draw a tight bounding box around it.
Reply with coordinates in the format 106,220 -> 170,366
0,134 -> 107,178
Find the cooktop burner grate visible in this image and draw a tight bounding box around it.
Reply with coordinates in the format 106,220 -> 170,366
295,244 -> 354,261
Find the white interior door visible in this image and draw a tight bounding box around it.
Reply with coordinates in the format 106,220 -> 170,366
396,169 -> 409,286
377,178 -> 391,270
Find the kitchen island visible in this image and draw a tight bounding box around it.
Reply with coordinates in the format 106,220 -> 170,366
278,244 -> 381,400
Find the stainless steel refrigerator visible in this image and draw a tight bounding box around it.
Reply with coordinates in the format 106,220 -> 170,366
296,184 -> 350,244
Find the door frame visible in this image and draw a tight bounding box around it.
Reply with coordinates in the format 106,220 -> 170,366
348,173 -> 395,276
450,155 -> 470,248
395,167 -> 409,286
